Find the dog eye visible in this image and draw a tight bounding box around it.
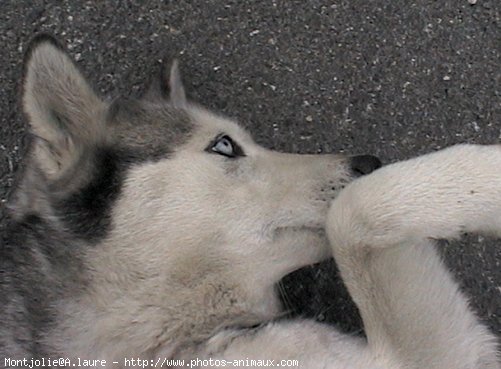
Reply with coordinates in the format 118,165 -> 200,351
213,136 -> 234,156
208,135 -> 245,158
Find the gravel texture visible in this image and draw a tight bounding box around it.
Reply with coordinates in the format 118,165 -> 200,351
0,1 -> 499,336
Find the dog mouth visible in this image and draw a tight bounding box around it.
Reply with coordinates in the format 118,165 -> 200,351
272,224 -> 326,239
275,224 -> 324,232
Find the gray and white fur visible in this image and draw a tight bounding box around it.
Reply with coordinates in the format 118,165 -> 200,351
0,35 -> 498,369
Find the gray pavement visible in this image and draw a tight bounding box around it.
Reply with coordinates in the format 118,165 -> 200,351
0,1 -> 499,336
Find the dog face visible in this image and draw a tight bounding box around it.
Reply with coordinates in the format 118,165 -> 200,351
15,36 -> 380,357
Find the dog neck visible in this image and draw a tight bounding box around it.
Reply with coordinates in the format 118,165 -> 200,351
48,251 -> 276,362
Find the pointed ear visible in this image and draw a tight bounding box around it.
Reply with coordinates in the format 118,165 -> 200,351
168,59 -> 187,107
144,59 -> 187,108
22,34 -> 106,180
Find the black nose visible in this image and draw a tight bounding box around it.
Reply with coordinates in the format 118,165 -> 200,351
350,155 -> 382,177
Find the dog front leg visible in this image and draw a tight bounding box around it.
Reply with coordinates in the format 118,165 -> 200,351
175,319 -> 378,369
326,144 -> 501,369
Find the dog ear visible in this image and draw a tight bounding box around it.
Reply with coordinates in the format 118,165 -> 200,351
22,34 -> 106,181
144,59 -> 187,108
168,59 -> 187,108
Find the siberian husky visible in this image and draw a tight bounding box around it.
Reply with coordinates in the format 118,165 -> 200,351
0,35 -> 498,369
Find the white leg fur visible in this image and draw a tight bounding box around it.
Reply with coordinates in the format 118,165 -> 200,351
178,144 -> 500,369
175,320 -> 392,369
327,144 -> 501,368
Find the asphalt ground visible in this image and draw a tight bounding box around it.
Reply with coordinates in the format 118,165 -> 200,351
0,1 -> 499,337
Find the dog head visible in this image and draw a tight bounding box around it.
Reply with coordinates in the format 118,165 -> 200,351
15,35 -> 380,357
